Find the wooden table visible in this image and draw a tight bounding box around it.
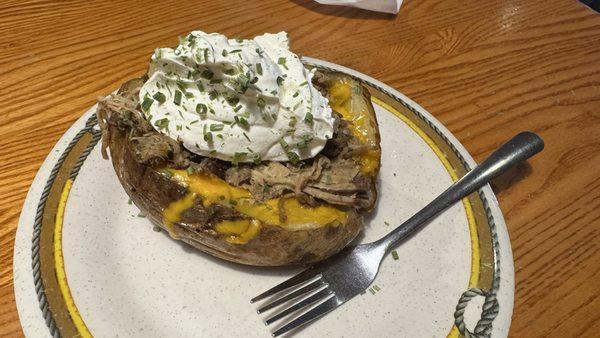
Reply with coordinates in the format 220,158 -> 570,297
1,1 -> 599,336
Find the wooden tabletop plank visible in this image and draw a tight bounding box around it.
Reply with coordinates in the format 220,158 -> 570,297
1,1 -> 599,337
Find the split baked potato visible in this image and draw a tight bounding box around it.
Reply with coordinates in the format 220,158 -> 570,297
97,70 -> 381,266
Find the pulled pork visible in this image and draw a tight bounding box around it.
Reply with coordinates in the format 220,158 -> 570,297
97,77 -> 376,211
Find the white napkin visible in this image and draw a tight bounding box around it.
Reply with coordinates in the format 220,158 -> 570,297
314,0 -> 402,14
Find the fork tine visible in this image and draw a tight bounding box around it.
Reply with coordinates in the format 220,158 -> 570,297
251,268 -> 319,303
264,287 -> 332,325
257,278 -> 325,313
271,296 -> 340,337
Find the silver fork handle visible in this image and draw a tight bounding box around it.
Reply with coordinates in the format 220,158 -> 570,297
377,131 -> 544,252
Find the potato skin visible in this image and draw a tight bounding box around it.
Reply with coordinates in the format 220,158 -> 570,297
107,124 -> 363,266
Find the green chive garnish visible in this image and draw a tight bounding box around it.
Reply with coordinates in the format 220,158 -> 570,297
304,112 -> 313,124
256,63 -> 262,75
210,124 -> 224,132
391,250 -> 399,260
276,76 -> 284,86
286,151 -> 300,165
141,96 -> 154,112
154,118 -> 169,130
243,132 -> 251,142
152,92 -> 166,104
196,103 -> 207,117
174,90 -> 182,106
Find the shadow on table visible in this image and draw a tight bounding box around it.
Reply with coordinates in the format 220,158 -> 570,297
490,161 -> 533,196
290,0 -> 397,20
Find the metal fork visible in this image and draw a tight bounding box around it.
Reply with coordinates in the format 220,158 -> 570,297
252,132 -> 544,337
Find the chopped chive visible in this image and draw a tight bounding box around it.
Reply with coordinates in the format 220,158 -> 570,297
391,250 -> 399,260
292,91 -> 299,98
137,213 -> 146,218
257,97 -> 266,109
253,153 -> 261,165
304,112 -> 313,124
279,139 -> 289,150
128,198 -> 132,205
299,81 -> 308,86
184,91 -> 194,98
373,285 -> 381,292
242,132 -> 251,142
384,221 -> 390,226
229,199 -> 238,205
277,57 -> 288,70
223,68 -> 235,75
174,90 -> 182,106
154,118 -> 169,130
235,116 -> 249,129
209,78 -> 222,84
176,125 -> 182,131
256,63 -> 262,75
286,151 -> 300,165
190,120 -> 199,124
288,116 -> 297,128
229,49 -> 242,53
209,90 -> 218,100
196,103 -> 207,117
152,92 -> 166,104
255,48 -> 263,56
276,76 -> 284,86
210,124 -> 224,131
141,96 -> 154,112
196,81 -> 204,92
231,152 -> 247,166
369,288 -> 376,295
227,97 -> 240,106
222,49 -> 228,57
204,131 -> 213,142
233,105 -> 242,112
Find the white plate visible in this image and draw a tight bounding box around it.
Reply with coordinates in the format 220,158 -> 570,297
14,58 -> 513,338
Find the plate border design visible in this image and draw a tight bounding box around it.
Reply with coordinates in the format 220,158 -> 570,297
23,60 -> 507,338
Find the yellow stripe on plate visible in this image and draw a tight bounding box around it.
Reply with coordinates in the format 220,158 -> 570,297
54,179 -> 92,338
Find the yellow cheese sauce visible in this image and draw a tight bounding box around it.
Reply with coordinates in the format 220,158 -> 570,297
161,78 -> 376,244
327,78 -> 381,176
162,170 -> 348,244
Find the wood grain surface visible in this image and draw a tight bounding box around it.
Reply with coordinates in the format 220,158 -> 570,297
1,0 -> 599,337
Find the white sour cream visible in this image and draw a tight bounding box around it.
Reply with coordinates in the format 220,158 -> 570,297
139,31 -> 334,163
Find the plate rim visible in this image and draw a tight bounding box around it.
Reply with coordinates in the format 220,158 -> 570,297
13,57 -> 514,337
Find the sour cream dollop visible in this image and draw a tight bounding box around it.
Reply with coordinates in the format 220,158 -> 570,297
139,31 -> 334,163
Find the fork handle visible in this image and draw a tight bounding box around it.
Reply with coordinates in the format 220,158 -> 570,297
377,131 -> 544,252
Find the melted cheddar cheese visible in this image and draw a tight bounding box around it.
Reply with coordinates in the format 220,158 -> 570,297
327,78 -> 381,176
162,170 -> 348,244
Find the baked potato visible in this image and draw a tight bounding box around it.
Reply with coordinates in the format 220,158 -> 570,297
97,70 -> 381,266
